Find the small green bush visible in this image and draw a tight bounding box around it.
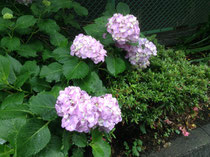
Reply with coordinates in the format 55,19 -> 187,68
107,38 -> 209,125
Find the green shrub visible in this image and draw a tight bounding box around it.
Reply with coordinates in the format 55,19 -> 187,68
107,38 -> 209,125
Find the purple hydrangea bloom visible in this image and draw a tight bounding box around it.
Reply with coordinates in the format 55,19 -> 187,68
16,0 -> 32,5
106,13 -> 140,45
117,38 -> 157,68
91,94 -> 122,132
70,34 -> 107,64
55,86 -> 122,133
55,86 -> 99,133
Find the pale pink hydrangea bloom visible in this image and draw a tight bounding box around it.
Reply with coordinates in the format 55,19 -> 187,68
106,13 -> 140,45
70,34 -> 107,64
117,38 -> 157,68
91,94 -> 122,132
55,86 -> 122,133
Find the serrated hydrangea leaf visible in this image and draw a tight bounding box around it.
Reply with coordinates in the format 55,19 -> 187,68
29,93 -> 57,121
74,72 -> 107,96
0,104 -> 31,120
35,135 -> 64,157
63,59 -> 89,80
0,145 -> 13,157
16,15 -> 37,29
17,44 -> 37,57
72,132 -> 87,148
72,2 -> 88,16
1,37 -> 20,51
6,55 -> 22,74
0,55 -> 10,84
116,2 -> 130,15
29,77 -> 51,92
83,23 -> 105,41
14,73 -> 30,88
91,130 -> 111,157
16,119 -> 51,157
7,65 -> 16,84
0,117 -> 26,146
40,62 -> 62,83
53,47 -> 74,63
20,61 -> 40,77
50,32 -> 68,47
50,0 -> 73,12
1,93 -> 24,109
106,56 -> 126,77
62,130 -> 72,156
38,19 -> 60,35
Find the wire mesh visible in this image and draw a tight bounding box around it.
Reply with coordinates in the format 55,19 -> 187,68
75,0 -> 210,32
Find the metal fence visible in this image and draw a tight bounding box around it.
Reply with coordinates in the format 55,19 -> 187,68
75,0 -> 210,34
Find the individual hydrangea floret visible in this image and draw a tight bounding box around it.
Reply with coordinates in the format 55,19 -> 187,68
106,13 -> 140,45
55,86 -> 99,133
16,0 -> 32,5
117,38 -> 157,68
91,94 -> 122,132
70,34 -> 107,64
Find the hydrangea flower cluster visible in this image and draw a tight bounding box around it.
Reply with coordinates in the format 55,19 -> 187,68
106,13 -> 140,45
55,86 -> 122,133
107,13 -> 157,68
70,34 -> 107,64
118,38 -> 157,68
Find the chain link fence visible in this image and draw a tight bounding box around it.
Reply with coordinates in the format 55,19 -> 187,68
75,0 -> 210,33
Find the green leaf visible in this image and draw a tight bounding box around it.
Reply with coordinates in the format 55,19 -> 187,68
1,37 -> 20,51
1,7 -> 13,15
1,93 -> 24,109
62,130 -> 72,156
72,2 -> 88,16
74,72 -> 107,96
14,73 -> 30,88
116,2 -> 130,15
47,86 -> 64,98
0,17 -> 8,32
6,55 -> 22,74
53,47 -> 73,63
40,62 -> 62,83
63,58 -> 89,80
7,65 -> 16,84
17,44 -> 37,57
16,119 -> 51,157
50,0 -> 73,12
0,104 -> 31,120
29,77 -> 51,92
16,15 -> 37,29
0,55 -> 10,84
0,117 -> 26,146
20,61 -> 40,77
72,132 -> 87,148
0,145 -> 13,157
72,148 -> 84,157
38,19 -> 60,35
91,130 -> 111,157
50,32 -> 68,47
35,135 -> 64,157
106,56 -> 126,77
29,93 -> 57,121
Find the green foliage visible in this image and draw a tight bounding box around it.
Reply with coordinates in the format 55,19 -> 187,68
16,119 -> 51,157
106,55 -> 126,77
107,40 -> 209,125
116,2 -> 130,15
29,93 -> 57,121
90,129 -> 111,157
